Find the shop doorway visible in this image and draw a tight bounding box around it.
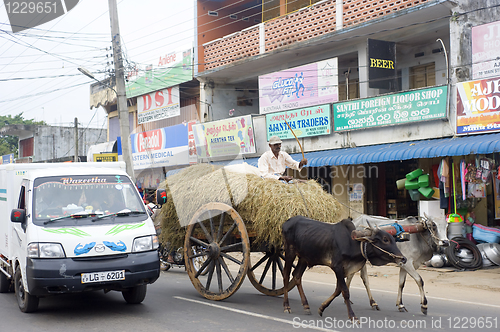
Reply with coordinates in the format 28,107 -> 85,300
365,160 -> 418,219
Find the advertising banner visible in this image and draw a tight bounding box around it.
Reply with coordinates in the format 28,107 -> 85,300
368,39 -> 397,90
125,48 -> 192,98
192,115 -> 256,158
334,86 -> 447,132
472,21 -> 500,79
265,104 -> 331,141
130,124 -> 189,170
93,153 -> 118,162
457,76 -> 500,134
187,120 -> 198,165
0,153 -> 14,164
137,86 -> 180,125
259,58 -> 338,114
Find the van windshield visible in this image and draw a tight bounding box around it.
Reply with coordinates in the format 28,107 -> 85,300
33,174 -> 147,226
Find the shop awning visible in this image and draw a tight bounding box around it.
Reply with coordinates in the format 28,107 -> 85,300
243,133 -> 500,167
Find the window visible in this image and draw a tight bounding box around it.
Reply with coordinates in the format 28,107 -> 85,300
262,0 -> 321,22
208,11 -> 218,17
410,63 -> 435,89
338,78 -> 360,101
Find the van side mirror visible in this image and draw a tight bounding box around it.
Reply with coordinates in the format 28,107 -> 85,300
156,189 -> 167,206
11,209 -> 26,223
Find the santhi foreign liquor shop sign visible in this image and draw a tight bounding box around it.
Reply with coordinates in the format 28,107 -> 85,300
334,86 -> 447,131
265,104 -> 331,141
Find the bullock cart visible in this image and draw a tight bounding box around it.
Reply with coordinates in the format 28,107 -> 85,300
155,163 -> 344,301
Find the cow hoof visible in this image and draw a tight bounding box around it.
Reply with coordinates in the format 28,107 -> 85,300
318,308 -> 324,317
398,305 -> 408,312
421,306 -> 428,315
303,305 -> 311,315
372,304 -> 380,311
284,307 -> 292,314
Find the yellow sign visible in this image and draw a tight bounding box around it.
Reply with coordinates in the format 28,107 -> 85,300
93,153 -> 118,162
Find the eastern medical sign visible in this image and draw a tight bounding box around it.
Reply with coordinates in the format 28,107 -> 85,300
131,124 -> 189,170
137,86 -> 180,124
125,48 -> 192,98
368,39 -> 397,90
258,58 -> 338,114
334,86 -> 447,132
192,115 -> 256,158
472,21 -> 500,79
457,76 -> 500,134
265,104 -> 331,141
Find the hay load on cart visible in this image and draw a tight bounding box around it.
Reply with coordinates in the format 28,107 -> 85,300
155,162 -> 344,300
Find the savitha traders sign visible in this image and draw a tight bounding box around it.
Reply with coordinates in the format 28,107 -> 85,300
137,86 -> 180,125
457,76 -> 500,134
131,124 -> 189,170
258,58 -> 338,114
265,104 -> 331,141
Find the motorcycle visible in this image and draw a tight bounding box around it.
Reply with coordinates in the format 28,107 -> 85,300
159,242 -> 207,273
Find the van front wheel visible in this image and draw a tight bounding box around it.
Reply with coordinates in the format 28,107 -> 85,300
122,284 -> 147,304
14,266 -> 39,313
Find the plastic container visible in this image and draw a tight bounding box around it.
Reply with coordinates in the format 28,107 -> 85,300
418,174 -> 430,188
396,178 -> 406,190
405,179 -> 420,190
408,189 -> 421,201
448,221 -> 465,239
406,168 -> 423,181
472,224 -> 500,244
418,186 -> 435,198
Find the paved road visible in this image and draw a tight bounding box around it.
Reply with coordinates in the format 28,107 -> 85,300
1,266 -> 499,332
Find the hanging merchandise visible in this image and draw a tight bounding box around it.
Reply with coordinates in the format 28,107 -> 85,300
447,159 -> 463,224
480,158 -> 491,183
465,162 -> 479,183
403,169 -> 434,201
468,183 -> 486,198
460,159 -> 466,200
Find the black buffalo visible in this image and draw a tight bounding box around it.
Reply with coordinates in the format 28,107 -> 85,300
282,216 -> 406,321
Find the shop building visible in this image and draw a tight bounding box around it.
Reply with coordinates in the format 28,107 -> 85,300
191,0 -> 500,227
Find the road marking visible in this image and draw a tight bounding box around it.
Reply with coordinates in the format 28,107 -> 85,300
303,280 -> 500,309
174,296 -> 340,332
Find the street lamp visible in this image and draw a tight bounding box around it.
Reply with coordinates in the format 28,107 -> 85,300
78,67 -> 135,182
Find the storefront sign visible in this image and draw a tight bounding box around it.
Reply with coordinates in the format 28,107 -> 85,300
472,21 -> 500,79
93,153 -> 118,162
0,153 -> 14,164
457,76 -> 500,134
125,48 -> 192,98
259,58 -> 338,114
130,124 -> 189,170
137,86 -> 180,124
187,120 -> 198,165
368,39 -> 397,90
334,86 -> 447,132
265,104 -> 331,141
192,115 -> 256,158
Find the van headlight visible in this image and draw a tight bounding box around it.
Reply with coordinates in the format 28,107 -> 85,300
28,243 -> 66,258
132,235 -> 159,253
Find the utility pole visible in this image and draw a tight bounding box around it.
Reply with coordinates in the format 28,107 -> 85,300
108,0 -> 134,182
74,117 -> 78,162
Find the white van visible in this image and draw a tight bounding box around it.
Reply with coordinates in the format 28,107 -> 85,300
0,162 -> 160,312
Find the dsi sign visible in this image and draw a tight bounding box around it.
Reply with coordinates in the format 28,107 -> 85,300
131,124 -> 189,170
137,86 -> 180,125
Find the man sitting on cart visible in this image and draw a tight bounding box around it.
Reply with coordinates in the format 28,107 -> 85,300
258,135 -> 307,183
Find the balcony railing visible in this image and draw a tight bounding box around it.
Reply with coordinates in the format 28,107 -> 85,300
202,0 -> 430,72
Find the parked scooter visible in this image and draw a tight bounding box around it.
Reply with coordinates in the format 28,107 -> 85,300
159,243 -> 207,273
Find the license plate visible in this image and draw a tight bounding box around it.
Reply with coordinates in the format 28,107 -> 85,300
81,270 -> 125,283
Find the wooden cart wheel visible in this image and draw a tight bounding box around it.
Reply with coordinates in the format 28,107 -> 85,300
247,245 -> 296,296
184,202 -> 250,301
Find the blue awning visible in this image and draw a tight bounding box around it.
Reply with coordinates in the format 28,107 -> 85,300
243,133 -> 500,167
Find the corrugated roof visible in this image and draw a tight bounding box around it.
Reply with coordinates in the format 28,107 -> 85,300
243,133 -> 500,167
